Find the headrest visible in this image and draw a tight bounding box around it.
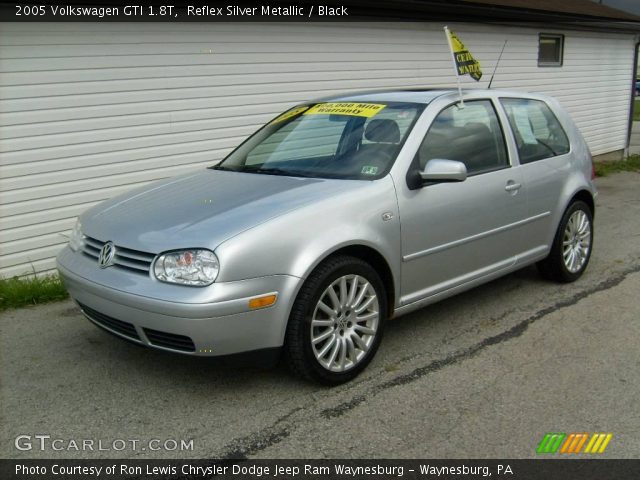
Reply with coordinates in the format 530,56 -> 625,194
364,119 -> 400,143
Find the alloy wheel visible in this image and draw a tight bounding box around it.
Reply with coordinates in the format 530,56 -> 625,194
310,274 -> 380,372
562,209 -> 591,273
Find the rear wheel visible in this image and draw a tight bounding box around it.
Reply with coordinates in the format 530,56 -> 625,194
284,255 -> 386,384
537,200 -> 593,283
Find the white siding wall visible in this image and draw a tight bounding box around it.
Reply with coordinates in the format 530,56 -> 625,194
0,22 -> 635,277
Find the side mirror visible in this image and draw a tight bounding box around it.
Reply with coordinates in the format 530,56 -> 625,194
420,159 -> 467,183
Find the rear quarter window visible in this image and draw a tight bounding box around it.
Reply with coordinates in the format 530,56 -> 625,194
500,98 -> 570,164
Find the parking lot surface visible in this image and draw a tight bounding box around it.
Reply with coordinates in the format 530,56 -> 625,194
1,172 -> 639,459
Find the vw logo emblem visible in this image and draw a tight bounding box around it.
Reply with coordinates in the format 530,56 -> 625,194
98,241 -> 116,268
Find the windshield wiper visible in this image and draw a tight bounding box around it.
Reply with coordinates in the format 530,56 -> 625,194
243,167 -> 316,178
209,164 -> 238,172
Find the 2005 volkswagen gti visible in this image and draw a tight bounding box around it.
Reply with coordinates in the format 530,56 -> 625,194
57,89 -> 596,384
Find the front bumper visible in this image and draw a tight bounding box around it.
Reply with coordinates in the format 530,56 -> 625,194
57,247 -> 300,356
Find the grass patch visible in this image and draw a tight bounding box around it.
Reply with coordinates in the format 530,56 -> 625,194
634,99 -> 640,121
0,274 -> 68,311
595,154 -> 640,177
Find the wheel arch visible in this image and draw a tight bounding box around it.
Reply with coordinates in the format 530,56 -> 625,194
568,189 -> 595,218
297,244 -> 397,319
537,188 -> 594,283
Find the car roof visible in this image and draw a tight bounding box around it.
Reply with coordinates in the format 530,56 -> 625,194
315,88 -> 548,105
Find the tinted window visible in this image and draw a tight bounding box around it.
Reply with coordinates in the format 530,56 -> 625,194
418,100 -> 509,175
500,98 -> 570,164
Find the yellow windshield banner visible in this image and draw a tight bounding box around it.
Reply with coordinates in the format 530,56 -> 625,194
304,102 -> 386,118
445,27 -> 482,81
270,105 -> 309,124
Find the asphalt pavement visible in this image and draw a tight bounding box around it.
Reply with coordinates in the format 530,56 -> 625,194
1,172 -> 639,460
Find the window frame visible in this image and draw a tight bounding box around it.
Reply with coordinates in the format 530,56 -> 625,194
538,33 -> 564,67
412,98 -> 512,180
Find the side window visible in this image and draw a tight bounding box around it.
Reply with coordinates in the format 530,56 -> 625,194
500,98 -> 570,164
417,100 -> 509,175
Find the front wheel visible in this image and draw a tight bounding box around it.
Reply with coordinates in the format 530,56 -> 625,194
284,255 -> 387,385
537,200 -> 593,283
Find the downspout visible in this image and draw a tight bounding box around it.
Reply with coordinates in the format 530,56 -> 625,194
626,38 -> 640,157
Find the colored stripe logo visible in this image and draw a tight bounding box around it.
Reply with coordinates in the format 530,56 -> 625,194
537,433 -> 613,454
537,433 -> 565,454
584,433 -> 613,454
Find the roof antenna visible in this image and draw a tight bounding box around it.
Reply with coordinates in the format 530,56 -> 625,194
488,40 -> 508,89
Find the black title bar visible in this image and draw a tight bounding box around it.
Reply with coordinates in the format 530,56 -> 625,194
2,459 -> 640,480
2,1 -> 640,24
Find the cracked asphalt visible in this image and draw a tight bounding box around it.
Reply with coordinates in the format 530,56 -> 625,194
1,172 -> 639,460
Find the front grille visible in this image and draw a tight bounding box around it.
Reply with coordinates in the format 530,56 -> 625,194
143,328 -> 196,352
78,303 -> 140,341
82,236 -> 155,275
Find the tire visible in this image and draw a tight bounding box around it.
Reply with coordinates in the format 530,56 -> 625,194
537,200 -> 593,283
284,255 -> 387,385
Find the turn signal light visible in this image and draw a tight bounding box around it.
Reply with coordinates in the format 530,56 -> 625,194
248,294 -> 277,310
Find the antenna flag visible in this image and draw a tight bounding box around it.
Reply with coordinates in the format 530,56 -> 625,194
444,27 -> 483,81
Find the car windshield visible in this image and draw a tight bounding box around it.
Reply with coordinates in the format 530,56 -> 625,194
214,101 -> 424,179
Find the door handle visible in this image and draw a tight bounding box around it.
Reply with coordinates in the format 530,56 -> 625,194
505,182 -> 522,192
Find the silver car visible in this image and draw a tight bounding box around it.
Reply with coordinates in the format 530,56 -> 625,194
57,89 -> 596,384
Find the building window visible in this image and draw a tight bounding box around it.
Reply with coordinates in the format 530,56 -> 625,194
538,34 -> 564,67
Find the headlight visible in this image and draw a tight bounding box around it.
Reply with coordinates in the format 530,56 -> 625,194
153,249 -> 219,286
68,219 -> 84,252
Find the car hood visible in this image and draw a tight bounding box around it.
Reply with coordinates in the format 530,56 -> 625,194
81,169 -> 367,253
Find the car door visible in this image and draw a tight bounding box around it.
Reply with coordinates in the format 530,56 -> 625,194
397,99 -> 529,306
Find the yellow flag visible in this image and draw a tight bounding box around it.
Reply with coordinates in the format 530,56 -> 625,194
445,27 -> 482,81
